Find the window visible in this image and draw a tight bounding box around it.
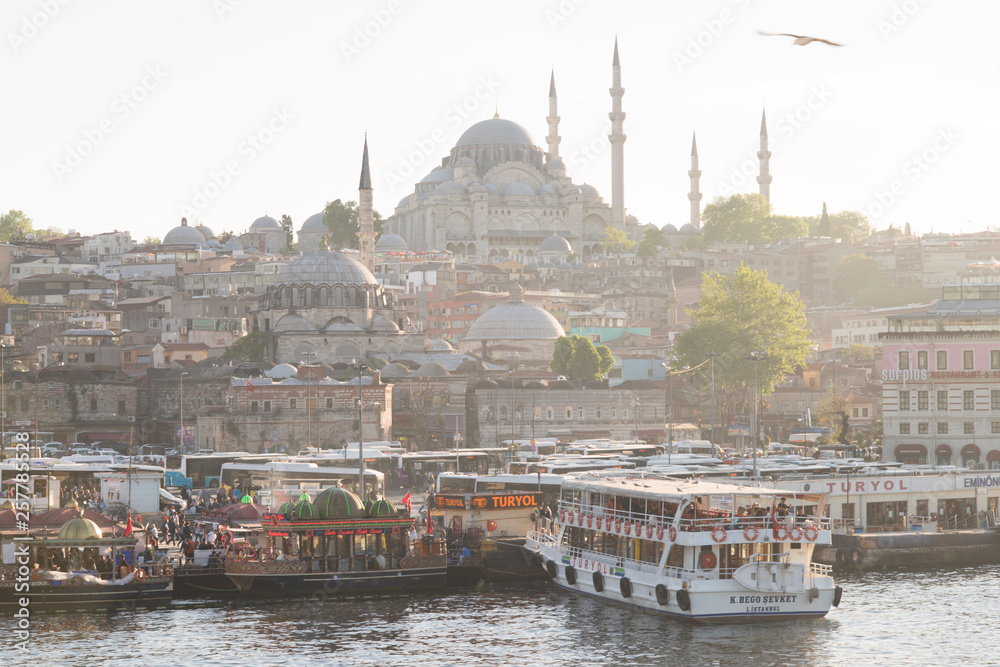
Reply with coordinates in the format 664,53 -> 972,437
326,398 -> 333,409
264,401 -> 271,412
993,350 -> 1000,370
937,422 -> 948,434
84,353 -> 95,363
42,399 -> 49,410
622,408 -> 629,420
899,391 -> 910,411
964,390 -> 974,410
993,422 -> 1000,434
90,398 -> 97,412
290,398 -> 297,409
611,408 -> 617,419
899,423 -> 910,434
565,406 -> 572,419
940,391 -> 949,411
918,423 -> 928,434
546,406 -> 553,419
118,400 -> 126,414
595,407 -> 601,419
19,399 -> 28,412
964,350 -> 974,370
937,350 -> 947,370
898,351 -> 909,369
250,401 -> 259,413
577,406 -> 584,418
917,351 -> 928,369
964,422 -> 975,434
918,391 -> 928,410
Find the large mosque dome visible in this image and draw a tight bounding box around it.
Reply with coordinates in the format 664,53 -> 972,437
374,233 -> 408,253
251,215 -> 281,230
464,285 -> 565,341
273,249 -> 378,287
164,218 -> 206,245
455,118 -> 539,149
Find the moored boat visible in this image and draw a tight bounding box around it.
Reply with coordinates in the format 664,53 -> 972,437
526,472 -> 843,623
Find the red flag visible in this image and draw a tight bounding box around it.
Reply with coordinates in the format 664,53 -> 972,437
247,378 -> 254,392
125,511 -> 133,536
401,492 -> 411,510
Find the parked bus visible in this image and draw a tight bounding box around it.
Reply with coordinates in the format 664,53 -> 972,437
165,452 -> 259,488
436,472 -> 563,496
220,461 -> 384,501
394,451 -> 494,488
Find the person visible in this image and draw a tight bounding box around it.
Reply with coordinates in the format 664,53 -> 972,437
777,497 -> 790,516
184,537 -> 196,565
541,505 -> 552,531
460,545 -> 471,565
530,509 -> 539,531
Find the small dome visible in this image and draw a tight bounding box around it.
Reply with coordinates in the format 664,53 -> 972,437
273,249 -> 378,287
274,314 -> 318,332
380,362 -> 411,378
579,183 -> 600,197
524,262 -> 539,271
538,184 -> 560,197
292,500 -> 317,521
454,156 -> 476,168
370,313 -> 400,333
375,233 -> 409,253
539,233 -> 572,253
208,239 -> 222,248
164,219 -> 206,245
680,223 -> 701,234
662,223 -> 679,233
223,238 -> 244,251
482,183 -> 499,195
323,317 -> 364,333
455,118 -> 539,149
412,362 -> 450,377
420,167 -> 453,184
312,487 -> 364,519
251,215 -> 281,229
434,181 -> 466,196
504,182 -> 535,197
367,499 -> 398,517
269,363 -> 299,379
58,516 -> 102,541
396,195 -> 411,208
1,499 -> 13,510
465,289 -> 566,341
197,224 -> 216,239
563,185 -> 581,195
468,183 -> 487,194
65,497 -> 80,509
625,215 -> 638,225
278,500 -> 297,516
301,213 -> 326,232
424,338 -> 454,353
559,261 -> 573,271
546,158 -> 566,170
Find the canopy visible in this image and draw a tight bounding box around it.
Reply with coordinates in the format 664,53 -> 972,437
935,444 -> 952,456
894,444 -> 927,456
961,444 -> 981,458
987,450 -> 1000,462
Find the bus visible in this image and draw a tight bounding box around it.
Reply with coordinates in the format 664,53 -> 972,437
664,440 -> 726,458
508,455 -> 638,475
395,451 -> 494,488
165,452 -> 260,488
563,440 -> 664,458
436,472 -> 564,496
220,461 -> 384,501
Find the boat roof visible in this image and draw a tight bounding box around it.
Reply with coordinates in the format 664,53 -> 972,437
562,471 -> 810,502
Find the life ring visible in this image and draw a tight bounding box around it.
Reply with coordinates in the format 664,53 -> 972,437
656,524 -> 664,540
270,514 -> 279,528
614,518 -> 622,534
804,525 -> 819,542
979,510 -> 987,520
775,525 -> 788,541
619,577 -> 632,598
668,525 -> 677,542
833,519 -> 842,529
624,521 -> 632,536
655,583 -> 670,606
743,525 -> 759,541
711,525 -> 727,543
593,571 -> 604,592
677,588 -> 691,611
788,525 -> 804,542
487,520 -> 497,532
559,509 -> 566,523
605,516 -> 614,531
134,568 -> 147,583
565,565 -> 577,585
635,521 -> 643,537
646,523 -> 654,539
700,551 -> 717,569
587,513 -> 593,528
908,516 -> 920,525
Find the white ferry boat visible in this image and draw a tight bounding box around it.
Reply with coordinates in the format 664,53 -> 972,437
526,472 -> 843,623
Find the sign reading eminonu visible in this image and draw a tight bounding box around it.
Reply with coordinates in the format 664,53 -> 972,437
433,494 -> 541,511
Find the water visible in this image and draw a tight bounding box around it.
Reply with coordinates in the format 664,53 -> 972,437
8,566 -> 997,666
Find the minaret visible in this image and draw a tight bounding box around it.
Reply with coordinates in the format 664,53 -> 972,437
358,135 -> 375,272
688,131 -> 702,228
609,38 -> 627,225
546,69 -> 561,159
757,109 -> 772,203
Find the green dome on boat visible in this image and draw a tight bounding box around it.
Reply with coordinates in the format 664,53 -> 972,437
313,487 -> 364,519
58,516 -> 103,541
292,500 -> 317,521
278,501 -> 296,517
366,499 -> 398,517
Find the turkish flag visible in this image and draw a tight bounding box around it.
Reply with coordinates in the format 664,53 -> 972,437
401,492 -> 411,511
247,378 -> 254,392
125,511 -> 133,537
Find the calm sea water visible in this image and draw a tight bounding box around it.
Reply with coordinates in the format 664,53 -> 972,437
7,565 -> 997,666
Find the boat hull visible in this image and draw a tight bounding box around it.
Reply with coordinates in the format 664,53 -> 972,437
0,577 -> 173,613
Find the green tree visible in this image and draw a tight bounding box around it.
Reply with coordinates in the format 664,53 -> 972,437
844,343 -> 876,363
674,265 -> 811,417
280,214 -> 295,252
601,227 -> 635,255
221,332 -> 270,363
701,193 -> 772,245
768,214 -> 810,240
142,236 -> 161,245
550,336 -> 574,376
0,210 -> 33,242
217,230 -> 235,243
597,345 -> 615,378
321,199 -> 384,249
833,255 -> 888,304
635,226 -> 665,257
0,287 -> 27,305
550,335 -> 616,381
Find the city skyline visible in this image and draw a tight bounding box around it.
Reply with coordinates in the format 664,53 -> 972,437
2,1 -> 994,240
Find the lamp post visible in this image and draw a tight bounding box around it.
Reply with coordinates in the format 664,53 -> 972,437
747,352 -> 768,478
633,397 -> 640,442
706,352 -> 720,446
33,363 -> 40,458
351,359 -> 369,498
0,343 -> 7,460
302,351 -> 317,451
507,353 -> 519,448
179,371 -> 189,454
661,362 -> 672,465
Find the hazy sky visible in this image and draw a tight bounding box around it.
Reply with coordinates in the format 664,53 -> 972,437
2,1 -> 995,240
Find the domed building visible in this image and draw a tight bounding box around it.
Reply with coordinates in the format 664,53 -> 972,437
385,72 -> 627,262
252,246 -> 422,363
241,214 -> 287,254
297,212 -> 328,254
163,218 -> 206,246
460,284 -> 566,363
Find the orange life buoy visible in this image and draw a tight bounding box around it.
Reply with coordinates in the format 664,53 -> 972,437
605,516 -> 614,531
775,525 -> 788,541
833,519 -> 842,529
668,525 -> 677,542
743,525 -> 759,541
134,568 -> 147,583
487,520 -> 497,531
700,551 -> 717,569
624,521 -> 632,536
804,525 -> 818,542
711,525 -> 727,543
645,523 -> 653,539
614,518 -> 622,534
559,509 -> 566,523
587,513 -> 593,528
656,524 -> 664,540
634,521 -> 642,536
789,525 -> 803,541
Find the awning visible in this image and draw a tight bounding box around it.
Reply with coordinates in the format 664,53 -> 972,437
961,444 -> 981,458
894,444 -> 927,456
987,450 -> 1000,462
935,444 -> 952,456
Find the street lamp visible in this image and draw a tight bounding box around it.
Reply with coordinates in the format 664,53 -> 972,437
660,362 -> 672,465
351,359 -> 369,498
706,352 -> 720,446
301,352 -> 317,451
0,343 -> 8,460
747,352 -> 768,478
33,363 -> 40,458
179,371 -> 189,454
508,354 -> 519,448
633,397 -> 640,442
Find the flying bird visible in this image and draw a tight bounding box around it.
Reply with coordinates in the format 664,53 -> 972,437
758,31 -> 844,47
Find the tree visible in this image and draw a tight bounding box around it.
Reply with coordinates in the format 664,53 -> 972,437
808,209 -> 872,243
701,193 -> 773,245
221,332 -> 270,362
0,210 -> 33,242
217,230 -> 235,243
635,226 -> 665,257
550,335 -> 615,381
601,227 -> 635,255
844,343 -> 876,363
142,236 -> 161,245
833,255 -> 889,304
321,199 -> 384,250
818,202 -> 830,236
674,265 -> 811,418
280,214 -> 295,252
0,288 -> 27,305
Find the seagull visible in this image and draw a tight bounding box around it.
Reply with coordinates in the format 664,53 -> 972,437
759,31 -> 844,47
